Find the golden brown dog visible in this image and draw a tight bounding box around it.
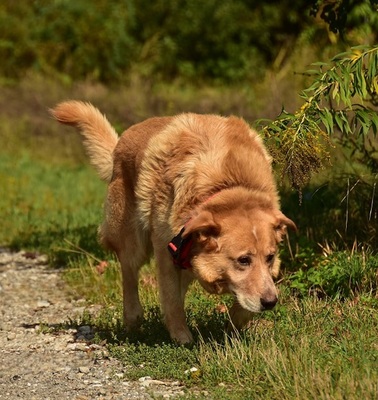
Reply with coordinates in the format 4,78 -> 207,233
51,101 -> 296,344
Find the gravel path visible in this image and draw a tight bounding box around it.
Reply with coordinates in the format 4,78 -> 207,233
0,248 -> 187,399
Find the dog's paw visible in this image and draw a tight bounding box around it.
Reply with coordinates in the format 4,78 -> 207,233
170,328 -> 193,345
124,313 -> 144,332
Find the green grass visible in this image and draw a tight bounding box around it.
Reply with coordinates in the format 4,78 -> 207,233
195,296 -> 378,399
1,78 -> 377,399
71,275 -> 378,399
0,152 -> 106,263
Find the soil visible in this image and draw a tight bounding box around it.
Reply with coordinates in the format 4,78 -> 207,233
0,248 -> 187,399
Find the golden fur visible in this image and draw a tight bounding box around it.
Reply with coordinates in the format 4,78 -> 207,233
51,101 -> 296,344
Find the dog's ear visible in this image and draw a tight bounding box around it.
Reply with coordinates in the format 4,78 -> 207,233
182,210 -> 220,248
273,211 -> 297,243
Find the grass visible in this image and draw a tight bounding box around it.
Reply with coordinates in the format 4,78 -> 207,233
1,76 -> 377,399
64,253 -> 378,399
195,296 -> 378,400
70,268 -> 378,399
0,152 -> 105,262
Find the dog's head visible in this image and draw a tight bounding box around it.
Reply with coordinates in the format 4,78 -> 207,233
183,206 -> 296,312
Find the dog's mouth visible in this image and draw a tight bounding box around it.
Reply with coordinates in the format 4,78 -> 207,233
199,279 -> 229,294
213,279 -> 230,294
235,295 -> 263,313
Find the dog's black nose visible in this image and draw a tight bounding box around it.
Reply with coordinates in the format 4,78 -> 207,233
260,295 -> 278,310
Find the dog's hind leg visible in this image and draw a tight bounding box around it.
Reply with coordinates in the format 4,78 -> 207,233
116,244 -> 146,331
100,219 -> 146,331
100,179 -> 148,331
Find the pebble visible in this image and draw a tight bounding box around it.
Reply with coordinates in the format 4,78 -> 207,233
138,376 -> 152,382
78,325 -> 92,333
184,367 -> 198,374
79,366 -> 90,374
37,300 -> 51,308
7,332 -> 16,340
76,325 -> 95,341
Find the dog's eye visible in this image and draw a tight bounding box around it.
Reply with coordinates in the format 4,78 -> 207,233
266,253 -> 275,264
237,255 -> 252,267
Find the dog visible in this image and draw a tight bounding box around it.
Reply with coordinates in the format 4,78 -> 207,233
51,101 -> 296,344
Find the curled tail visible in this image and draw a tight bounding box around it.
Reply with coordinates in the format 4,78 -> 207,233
51,101 -> 119,182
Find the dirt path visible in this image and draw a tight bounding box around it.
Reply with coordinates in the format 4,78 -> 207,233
0,248 -> 186,399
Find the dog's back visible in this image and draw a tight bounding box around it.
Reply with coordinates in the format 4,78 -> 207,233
51,104 -> 280,251
134,113 -> 279,233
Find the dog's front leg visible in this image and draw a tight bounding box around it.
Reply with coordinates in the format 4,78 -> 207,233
154,248 -> 193,344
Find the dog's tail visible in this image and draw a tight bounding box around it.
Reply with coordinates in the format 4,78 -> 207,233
51,101 -> 119,183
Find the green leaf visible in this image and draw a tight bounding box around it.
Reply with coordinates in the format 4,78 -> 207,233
332,81 -> 340,104
351,44 -> 371,51
334,112 -> 344,132
305,69 -> 322,76
367,55 -> 377,87
373,76 -> 378,94
311,61 -> 329,67
267,123 -> 282,133
354,59 -> 368,99
356,110 -> 373,137
371,114 -> 378,136
339,111 -> 352,135
319,108 -> 334,135
331,52 -> 350,61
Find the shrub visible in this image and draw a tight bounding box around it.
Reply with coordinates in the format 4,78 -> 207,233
259,45 -> 378,191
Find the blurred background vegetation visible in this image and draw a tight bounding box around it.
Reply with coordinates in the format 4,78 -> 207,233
0,0 -> 377,280
1,0 -> 377,85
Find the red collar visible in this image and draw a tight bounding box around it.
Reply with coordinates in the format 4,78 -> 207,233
167,192 -> 220,269
167,227 -> 193,269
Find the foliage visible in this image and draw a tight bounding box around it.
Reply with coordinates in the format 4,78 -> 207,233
128,0 -> 313,83
259,45 -> 378,191
287,249 -> 378,298
0,0 -> 135,83
0,0 -> 377,84
310,0 -> 378,34
280,177 -> 377,251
